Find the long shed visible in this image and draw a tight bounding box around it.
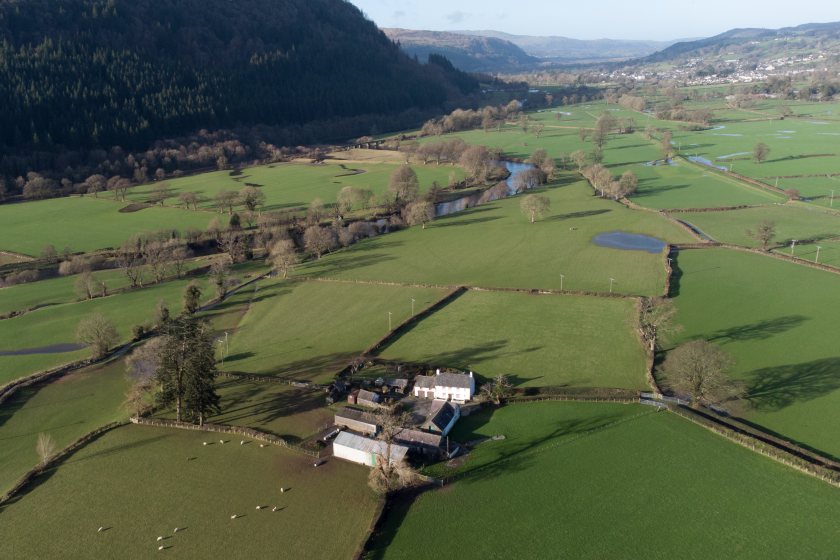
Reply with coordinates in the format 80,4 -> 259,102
333,432 -> 409,467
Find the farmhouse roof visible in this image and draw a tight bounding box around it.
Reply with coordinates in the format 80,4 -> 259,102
426,400 -> 459,432
395,429 -> 443,449
357,389 -> 381,403
334,432 -> 409,463
385,378 -> 409,390
436,371 -> 472,389
335,408 -> 378,425
415,376 -> 436,389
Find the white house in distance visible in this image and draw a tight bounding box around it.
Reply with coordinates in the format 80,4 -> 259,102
413,370 -> 475,403
333,431 -> 409,467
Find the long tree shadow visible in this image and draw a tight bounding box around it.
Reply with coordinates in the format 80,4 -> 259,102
707,315 -> 808,343
747,356 -> 840,411
431,216 -> 501,228
546,209 -> 611,221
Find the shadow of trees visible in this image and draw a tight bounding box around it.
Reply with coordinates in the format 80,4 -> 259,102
707,315 -> 808,344
747,356 -> 840,411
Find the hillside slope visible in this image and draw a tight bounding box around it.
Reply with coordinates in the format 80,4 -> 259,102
0,0 -> 478,153
384,28 -> 537,72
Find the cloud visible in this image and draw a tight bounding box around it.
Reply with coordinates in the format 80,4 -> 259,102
446,10 -> 468,24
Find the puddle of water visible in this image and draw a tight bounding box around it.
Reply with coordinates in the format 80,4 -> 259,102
688,156 -> 729,172
809,121 -> 830,125
717,152 -> 751,160
0,343 -> 86,356
592,231 -> 666,254
713,133 -> 744,137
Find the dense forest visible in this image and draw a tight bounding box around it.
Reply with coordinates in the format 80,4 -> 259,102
0,0 -> 480,194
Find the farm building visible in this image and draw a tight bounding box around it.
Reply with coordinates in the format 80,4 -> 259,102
422,400 -> 460,436
413,370 -> 475,402
333,432 -> 409,467
335,408 -> 379,436
348,389 -> 382,408
394,429 -> 443,458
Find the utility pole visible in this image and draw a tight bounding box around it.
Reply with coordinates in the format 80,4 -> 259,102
609,278 -> 616,294
411,298 -> 416,316
791,239 -> 797,256
388,312 -> 392,331
816,246 -> 823,264
560,274 -> 565,291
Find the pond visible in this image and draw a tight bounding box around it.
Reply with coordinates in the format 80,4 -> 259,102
592,231 -> 666,254
435,161 -> 537,217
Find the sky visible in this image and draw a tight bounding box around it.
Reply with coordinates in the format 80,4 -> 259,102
348,0 -> 839,41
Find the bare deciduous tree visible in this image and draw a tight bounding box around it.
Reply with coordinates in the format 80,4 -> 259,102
638,297 -> 681,353
520,194 -> 551,224
368,407 -> 420,495
269,239 -> 299,279
753,142 -> 771,164
239,186 -> 266,213
178,192 -> 200,210
36,433 -> 56,466
660,340 -> 742,408
387,165 -> 419,208
480,374 -> 514,405
746,220 -> 776,251
76,312 -> 119,359
303,225 -> 338,259
215,190 -> 238,214
402,200 -> 435,230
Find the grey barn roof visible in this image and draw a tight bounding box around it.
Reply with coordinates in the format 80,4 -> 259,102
395,429 -> 443,449
334,432 -> 409,463
415,376 -> 436,389
357,389 -> 381,403
436,372 -> 471,389
335,408 -> 378,425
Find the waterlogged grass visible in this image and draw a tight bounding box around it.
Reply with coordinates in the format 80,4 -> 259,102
0,425 -> 380,560
0,359 -> 130,495
0,196 -> 219,256
372,402 -> 840,560
297,179 -> 694,296
672,248 -> 840,458
219,279 -> 447,383
380,290 -> 648,389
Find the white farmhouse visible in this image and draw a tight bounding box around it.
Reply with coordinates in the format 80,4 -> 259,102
332,432 -> 408,467
413,370 -> 475,403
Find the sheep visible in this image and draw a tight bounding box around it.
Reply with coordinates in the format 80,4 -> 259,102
157,536 -> 164,542
240,440 -> 245,445
173,528 -> 180,534
97,527 -> 105,533
230,514 -> 238,519
271,506 -> 278,512
280,487 -> 285,493
219,440 -> 225,444
202,442 -> 208,446
259,444 -> 265,448
158,545 -> 164,551
255,506 -> 263,510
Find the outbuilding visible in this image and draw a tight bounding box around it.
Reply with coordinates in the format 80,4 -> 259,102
333,432 -> 409,467
335,408 -> 379,436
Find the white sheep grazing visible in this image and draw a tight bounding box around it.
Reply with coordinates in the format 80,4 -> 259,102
230,514 -> 237,519
259,444 -> 265,448
203,442 -> 208,446
255,506 -> 262,510
271,506 -> 278,512
240,440 -> 245,445
97,527 -> 105,533
280,487 -> 285,493
157,536 -> 164,541
173,528 -> 180,534
219,440 -> 225,444
158,545 -> 164,551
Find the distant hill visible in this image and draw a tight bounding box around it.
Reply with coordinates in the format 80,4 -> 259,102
0,0 -> 479,154
457,30 -> 675,63
384,28 -> 537,73
639,21 -> 840,63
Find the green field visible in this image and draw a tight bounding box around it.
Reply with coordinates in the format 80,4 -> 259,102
0,425 -> 380,559
380,290 -> 648,389
672,248 -> 840,458
0,275 -> 216,386
0,359 -> 129,495
219,279 -> 447,383
372,402 -> 840,559
297,179 -> 694,295
0,197 -> 221,256
129,160 -> 465,213
0,258 -> 210,316
678,204 -> 840,248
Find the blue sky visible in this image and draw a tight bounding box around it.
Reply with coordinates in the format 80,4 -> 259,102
349,0 -> 839,41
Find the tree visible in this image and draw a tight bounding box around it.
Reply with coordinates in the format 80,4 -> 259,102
178,191 -> 200,210
40,244 -> 58,263
638,297 -> 681,353
74,270 -> 95,300
155,300 -> 171,327
155,318 -> 220,424
308,198 -> 325,224
36,433 -> 56,467
303,225 -> 337,259
219,231 -> 245,262
661,131 -> 673,161
168,242 -> 193,278
76,313 -> 119,359
368,407 -> 420,495
84,174 -> 107,198
150,182 -> 171,205
215,190 -> 238,214
753,142 -> 770,164
269,239 -> 299,278
746,220 -> 776,251
617,171 -> 639,199
520,194 -> 551,224
142,240 -> 169,283
116,238 -> 144,288
512,168 -> 544,193
480,374 -> 514,405
459,145 -> 492,183
570,150 -> 587,172
402,200 -> 435,229
209,259 -> 230,299
182,282 -> 202,315
387,165 -> 419,208
239,186 -> 266,213
661,340 -> 742,408
125,337 -> 163,417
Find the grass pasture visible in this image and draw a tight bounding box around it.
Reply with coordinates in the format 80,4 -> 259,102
0,359 -> 129,495
372,402 -> 840,559
672,247 -> 840,458
0,196 -> 219,256
677,204 -> 840,248
0,425 -> 380,560
218,279 -> 447,383
128,160 -> 465,214
298,179 -> 694,295
380,290 -> 648,389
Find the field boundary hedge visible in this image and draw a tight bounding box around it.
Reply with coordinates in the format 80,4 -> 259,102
217,371 -> 328,390
0,421 -> 127,506
668,405 -> 840,488
130,417 -> 321,458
